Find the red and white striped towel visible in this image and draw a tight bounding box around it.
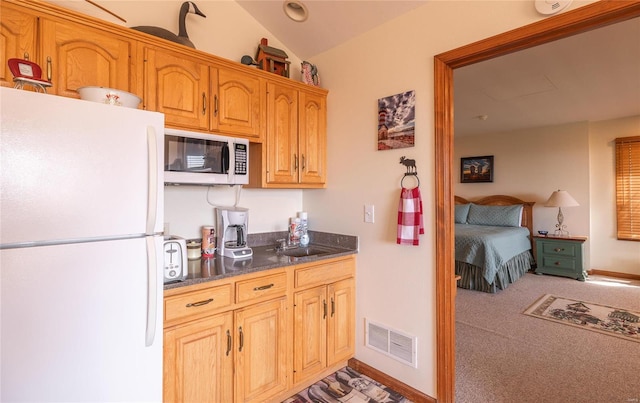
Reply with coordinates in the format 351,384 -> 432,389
397,187 -> 424,245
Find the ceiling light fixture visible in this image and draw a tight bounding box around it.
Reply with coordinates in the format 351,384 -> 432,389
283,0 -> 308,22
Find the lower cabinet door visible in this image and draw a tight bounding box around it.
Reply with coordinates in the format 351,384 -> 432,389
327,278 -> 355,366
163,312 -> 234,403
235,297 -> 288,402
294,286 -> 327,384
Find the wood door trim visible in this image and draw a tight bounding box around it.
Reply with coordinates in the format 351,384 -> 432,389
433,2 -> 640,402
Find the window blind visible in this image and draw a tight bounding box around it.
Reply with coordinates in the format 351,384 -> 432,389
615,136 -> 640,241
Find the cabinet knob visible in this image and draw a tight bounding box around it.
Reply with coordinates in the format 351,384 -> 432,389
554,261 -> 561,266
202,92 -> 207,115
553,248 -> 564,252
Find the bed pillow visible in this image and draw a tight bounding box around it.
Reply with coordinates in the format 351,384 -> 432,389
455,204 -> 471,224
467,203 -> 523,227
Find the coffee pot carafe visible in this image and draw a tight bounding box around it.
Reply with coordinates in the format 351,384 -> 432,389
216,207 -> 252,259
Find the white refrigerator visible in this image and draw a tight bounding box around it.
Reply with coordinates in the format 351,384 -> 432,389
0,87 -> 164,402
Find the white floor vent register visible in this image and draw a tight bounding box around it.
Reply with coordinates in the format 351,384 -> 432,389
365,319 -> 417,368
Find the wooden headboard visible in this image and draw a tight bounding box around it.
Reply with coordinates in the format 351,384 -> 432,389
455,195 -> 535,242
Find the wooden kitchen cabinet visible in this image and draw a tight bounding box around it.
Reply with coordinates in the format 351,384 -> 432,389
211,66 -> 265,141
0,4 -> 37,88
142,45 -> 210,130
163,312 -> 233,403
234,297 -> 289,402
1,1 -> 135,97
293,258 -> 355,385
249,81 -> 327,188
265,81 -> 299,184
163,269 -> 290,403
298,89 -> 327,185
142,45 -> 265,140
40,17 -> 135,98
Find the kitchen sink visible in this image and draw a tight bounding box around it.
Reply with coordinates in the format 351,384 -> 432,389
280,246 -> 335,258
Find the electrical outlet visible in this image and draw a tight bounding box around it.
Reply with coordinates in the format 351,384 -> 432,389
364,205 -> 375,223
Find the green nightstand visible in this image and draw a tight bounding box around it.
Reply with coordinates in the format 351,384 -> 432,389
534,235 -> 587,281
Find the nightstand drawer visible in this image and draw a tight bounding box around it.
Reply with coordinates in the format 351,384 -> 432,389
541,241 -> 578,257
541,255 -> 577,271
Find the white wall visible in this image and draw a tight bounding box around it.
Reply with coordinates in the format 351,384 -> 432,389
589,116 -> 640,275
164,186 -> 301,239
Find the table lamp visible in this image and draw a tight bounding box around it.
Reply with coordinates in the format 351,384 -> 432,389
545,190 -> 579,236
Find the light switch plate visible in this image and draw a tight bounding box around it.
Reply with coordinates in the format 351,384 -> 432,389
364,204 -> 374,223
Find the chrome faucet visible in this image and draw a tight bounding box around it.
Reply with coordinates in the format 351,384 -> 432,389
275,238 -> 287,252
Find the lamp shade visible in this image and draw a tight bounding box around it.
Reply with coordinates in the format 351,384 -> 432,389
545,190 -> 579,207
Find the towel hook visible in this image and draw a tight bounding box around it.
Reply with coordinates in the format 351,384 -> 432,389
401,173 -> 420,188
400,156 -> 420,188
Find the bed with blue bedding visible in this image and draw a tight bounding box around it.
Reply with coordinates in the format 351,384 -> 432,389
454,195 -> 536,293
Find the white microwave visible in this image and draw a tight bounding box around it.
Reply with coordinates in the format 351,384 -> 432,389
164,128 -> 249,186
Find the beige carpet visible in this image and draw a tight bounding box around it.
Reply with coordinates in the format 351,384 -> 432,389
456,272 -> 640,403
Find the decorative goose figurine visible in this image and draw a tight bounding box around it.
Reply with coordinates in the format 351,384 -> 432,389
132,2 -> 206,49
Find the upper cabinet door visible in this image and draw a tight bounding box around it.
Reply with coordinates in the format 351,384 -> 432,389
266,81 -> 298,184
0,4 -> 37,88
299,90 -> 327,185
212,67 -> 264,140
143,45 -> 209,130
40,18 -> 134,98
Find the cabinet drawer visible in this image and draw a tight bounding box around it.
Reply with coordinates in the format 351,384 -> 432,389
165,284 -> 233,323
541,256 -> 577,271
236,272 -> 287,303
541,241 -> 578,257
295,259 -> 354,288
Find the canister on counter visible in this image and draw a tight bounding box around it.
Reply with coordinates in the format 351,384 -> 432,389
187,240 -> 202,260
201,226 -> 216,257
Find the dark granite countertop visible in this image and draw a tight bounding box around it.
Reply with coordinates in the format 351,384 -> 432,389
164,231 -> 358,291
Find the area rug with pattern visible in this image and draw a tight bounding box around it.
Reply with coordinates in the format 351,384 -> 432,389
524,294 -> 640,343
282,366 -> 413,403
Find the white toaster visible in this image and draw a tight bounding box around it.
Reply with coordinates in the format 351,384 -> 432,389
163,236 -> 188,284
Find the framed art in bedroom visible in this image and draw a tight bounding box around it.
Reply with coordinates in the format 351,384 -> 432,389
460,155 -> 494,183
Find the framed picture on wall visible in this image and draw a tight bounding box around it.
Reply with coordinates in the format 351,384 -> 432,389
461,155 -> 494,183
377,90 -> 415,151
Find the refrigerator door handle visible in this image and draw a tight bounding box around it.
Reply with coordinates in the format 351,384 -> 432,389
146,127 -> 158,235
145,236 -> 158,347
